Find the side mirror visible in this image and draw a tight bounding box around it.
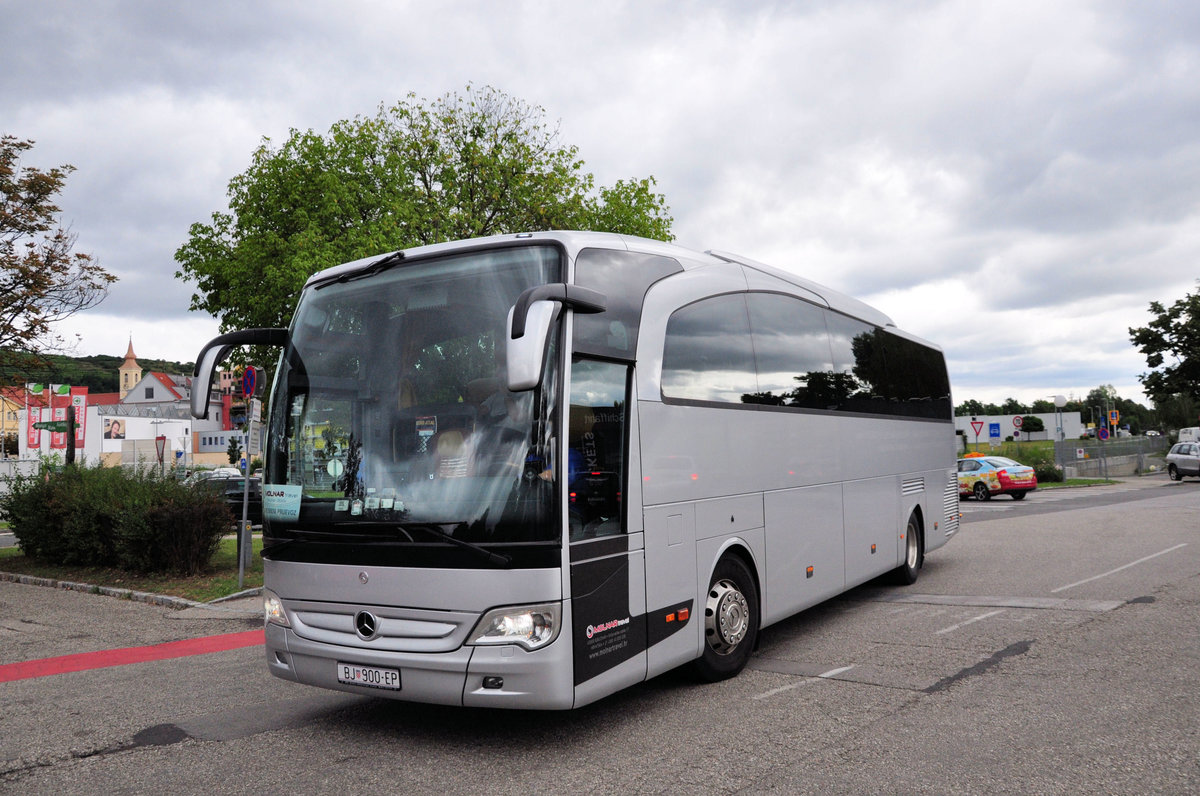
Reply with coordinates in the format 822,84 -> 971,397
191,328 -> 288,419
506,301 -> 560,391
505,284 -> 606,392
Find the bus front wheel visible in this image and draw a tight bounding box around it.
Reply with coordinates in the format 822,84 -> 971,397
692,555 -> 759,682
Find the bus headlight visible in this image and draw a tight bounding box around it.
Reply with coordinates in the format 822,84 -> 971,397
468,603 -> 561,651
263,588 -> 291,628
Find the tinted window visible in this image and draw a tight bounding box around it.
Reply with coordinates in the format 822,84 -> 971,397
574,249 -> 682,359
662,295 -> 756,403
745,293 -> 835,408
826,311 -> 951,419
880,331 -> 953,419
826,312 -> 887,414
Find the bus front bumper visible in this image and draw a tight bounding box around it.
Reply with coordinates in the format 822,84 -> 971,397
265,623 -> 576,710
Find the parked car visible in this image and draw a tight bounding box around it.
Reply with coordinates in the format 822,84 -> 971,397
957,456 -> 1038,500
194,474 -> 262,525
184,467 -> 242,484
1165,443 -> 1200,481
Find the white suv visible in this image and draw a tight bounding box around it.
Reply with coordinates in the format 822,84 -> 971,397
1165,443 -> 1200,481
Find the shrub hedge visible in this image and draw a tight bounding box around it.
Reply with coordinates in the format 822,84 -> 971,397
0,462 -> 233,575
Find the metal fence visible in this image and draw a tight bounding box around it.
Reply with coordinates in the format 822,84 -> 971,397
1055,436 -> 1171,478
0,458 -> 40,497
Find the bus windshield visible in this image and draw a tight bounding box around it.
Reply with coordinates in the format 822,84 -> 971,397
263,245 -> 562,564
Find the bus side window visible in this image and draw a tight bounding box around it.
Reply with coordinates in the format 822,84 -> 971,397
568,358 -> 629,541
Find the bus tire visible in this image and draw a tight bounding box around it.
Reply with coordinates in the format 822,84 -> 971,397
692,555 -> 759,682
892,513 -> 923,585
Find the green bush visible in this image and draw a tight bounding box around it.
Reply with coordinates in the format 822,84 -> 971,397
1034,463 -> 1065,483
116,491 -> 230,575
0,461 -> 232,575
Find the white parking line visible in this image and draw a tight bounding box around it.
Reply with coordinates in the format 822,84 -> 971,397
753,665 -> 856,700
1051,544 -> 1189,593
934,609 -> 1006,635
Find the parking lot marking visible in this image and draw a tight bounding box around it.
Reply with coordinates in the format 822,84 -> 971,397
934,609 -> 1006,635
753,665 -> 855,700
1051,543 -> 1189,593
0,629 -> 264,683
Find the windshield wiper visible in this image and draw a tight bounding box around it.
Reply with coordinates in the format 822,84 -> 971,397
312,250 -> 406,290
316,521 -> 513,567
398,523 -> 512,567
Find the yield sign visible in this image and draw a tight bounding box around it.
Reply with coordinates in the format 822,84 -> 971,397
971,421 -> 984,436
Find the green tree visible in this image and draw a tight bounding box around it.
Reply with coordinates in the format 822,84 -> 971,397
175,85 -> 674,336
226,436 -> 242,467
1129,282 -> 1200,404
1000,397 -> 1028,415
955,399 -> 986,417
1019,415 -> 1045,433
0,136 -> 116,380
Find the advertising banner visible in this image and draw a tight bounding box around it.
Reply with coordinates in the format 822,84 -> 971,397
50,406 -> 68,448
71,387 -> 88,446
26,406 -> 40,448
49,385 -> 72,449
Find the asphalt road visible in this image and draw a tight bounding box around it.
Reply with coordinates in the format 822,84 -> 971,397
1,476 -> 1197,794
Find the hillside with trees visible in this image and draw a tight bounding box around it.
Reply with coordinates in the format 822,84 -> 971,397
4,352 -> 194,394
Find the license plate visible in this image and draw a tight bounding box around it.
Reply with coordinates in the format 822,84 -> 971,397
337,662 -> 401,690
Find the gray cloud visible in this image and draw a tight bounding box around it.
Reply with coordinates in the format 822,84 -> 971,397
3,0 -> 1197,406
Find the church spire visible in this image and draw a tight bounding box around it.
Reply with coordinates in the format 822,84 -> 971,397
118,338 -> 142,400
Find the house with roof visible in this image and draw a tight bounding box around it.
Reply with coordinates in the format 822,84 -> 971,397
0,386 -> 28,459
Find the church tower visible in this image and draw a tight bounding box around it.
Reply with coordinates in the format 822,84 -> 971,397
118,339 -> 142,400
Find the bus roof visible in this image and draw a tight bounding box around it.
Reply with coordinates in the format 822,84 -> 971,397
303,230 -> 896,329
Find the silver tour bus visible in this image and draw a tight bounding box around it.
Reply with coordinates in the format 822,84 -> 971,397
191,231 -> 958,709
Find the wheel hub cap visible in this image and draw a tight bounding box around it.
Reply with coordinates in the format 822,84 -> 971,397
705,579 -> 749,655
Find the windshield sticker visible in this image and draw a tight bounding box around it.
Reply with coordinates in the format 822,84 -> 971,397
334,499 -> 349,512
416,416 -> 437,438
263,484 -> 303,522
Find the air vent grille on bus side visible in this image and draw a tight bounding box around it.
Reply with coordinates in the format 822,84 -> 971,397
942,472 -> 960,537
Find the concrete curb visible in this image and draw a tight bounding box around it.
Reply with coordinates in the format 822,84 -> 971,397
0,570 -> 260,613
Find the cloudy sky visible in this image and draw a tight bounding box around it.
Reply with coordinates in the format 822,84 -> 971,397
5,0 -> 1198,406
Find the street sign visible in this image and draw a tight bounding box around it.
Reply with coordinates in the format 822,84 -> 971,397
971,421 -> 984,436
989,423 -> 1001,439
33,420 -> 68,432
1109,409 -> 1120,425
1097,427 -> 1110,441
242,366 -> 264,398
1012,416 -> 1023,428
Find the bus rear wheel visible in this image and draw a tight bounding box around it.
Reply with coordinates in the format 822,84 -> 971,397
892,513 -> 923,585
692,555 -> 759,682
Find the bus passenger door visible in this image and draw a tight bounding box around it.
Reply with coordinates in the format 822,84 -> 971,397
566,358 -> 648,705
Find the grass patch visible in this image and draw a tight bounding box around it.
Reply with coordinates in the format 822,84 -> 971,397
0,535 -> 263,603
1042,478 -> 1118,488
